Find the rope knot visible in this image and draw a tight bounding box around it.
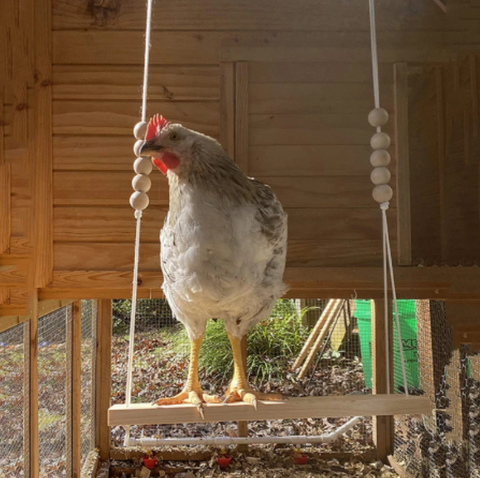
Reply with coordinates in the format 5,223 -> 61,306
380,201 -> 390,211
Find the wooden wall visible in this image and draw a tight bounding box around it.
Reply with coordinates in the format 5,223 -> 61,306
3,0 -> 480,306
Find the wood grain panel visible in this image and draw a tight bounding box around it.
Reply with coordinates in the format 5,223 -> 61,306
53,100 -> 219,136
52,0 -> 446,31
53,65 -> 219,101
249,83 -> 394,114
53,31 -> 448,66
53,171 -> 169,206
249,145 -> 386,176
53,207 -> 393,243
54,238 -> 390,271
249,62 -> 394,84
249,114 -> 395,146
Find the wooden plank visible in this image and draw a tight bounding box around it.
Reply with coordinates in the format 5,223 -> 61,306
394,63 -> 411,265
52,0 -> 446,31
33,0 -> 53,288
23,320 -> 30,478
53,100 -> 219,136
249,83 -> 394,115
0,261 -> 29,287
219,62 -> 235,158
53,171 -> 169,206
53,65 -> 219,101
249,62 -> 394,84
109,448 -> 212,462
249,114 -> 395,146
72,301 -> 82,478
0,314 -> 29,334
38,298 -> 75,318
249,145 -> 386,176
235,63 -> 249,172
53,31 -> 448,65
0,164 -> 10,253
66,302 -> 73,477
372,300 -> 394,463
95,299 -> 112,461
108,395 -> 431,427
293,299 -> 337,369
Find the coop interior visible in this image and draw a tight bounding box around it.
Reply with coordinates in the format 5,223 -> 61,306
1,0 -> 480,477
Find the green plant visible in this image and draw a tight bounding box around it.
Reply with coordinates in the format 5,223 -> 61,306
172,300 -> 311,384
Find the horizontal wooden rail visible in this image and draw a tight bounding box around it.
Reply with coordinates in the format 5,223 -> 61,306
109,395 -> 432,427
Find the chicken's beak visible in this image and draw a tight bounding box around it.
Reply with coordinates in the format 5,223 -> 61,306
139,140 -> 163,156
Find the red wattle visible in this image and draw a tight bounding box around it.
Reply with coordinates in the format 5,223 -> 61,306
153,158 -> 168,175
161,152 -> 181,170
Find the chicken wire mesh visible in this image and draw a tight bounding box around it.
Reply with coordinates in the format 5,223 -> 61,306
38,306 -> 72,478
110,298 -> 372,454
393,300 -> 480,478
80,300 -> 97,469
0,322 -> 27,478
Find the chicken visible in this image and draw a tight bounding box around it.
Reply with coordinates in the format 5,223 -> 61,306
139,114 -> 288,417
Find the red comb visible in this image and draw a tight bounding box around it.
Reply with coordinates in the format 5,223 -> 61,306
145,114 -> 169,141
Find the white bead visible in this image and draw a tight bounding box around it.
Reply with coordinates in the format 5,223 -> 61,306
372,184 -> 393,203
129,191 -> 149,211
133,157 -> 153,175
370,132 -> 391,150
370,167 -> 391,185
132,174 -> 151,193
133,139 -> 145,157
370,149 -> 391,167
134,121 -> 148,140
368,108 -> 389,127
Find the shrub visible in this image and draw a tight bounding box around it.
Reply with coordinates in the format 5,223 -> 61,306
172,299 -> 312,384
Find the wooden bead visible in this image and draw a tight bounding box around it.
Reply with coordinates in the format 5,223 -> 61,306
372,184 -> 393,203
370,149 -> 391,167
368,108 -> 389,127
370,167 -> 391,185
132,174 -> 151,193
134,121 -> 148,140
134,157 -> 153,175
129,191 -> 149,211
133,139 -> 145,157
370,132 -> 391,150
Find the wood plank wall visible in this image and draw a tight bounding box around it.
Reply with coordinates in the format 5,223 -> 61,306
48,0 -> 447,277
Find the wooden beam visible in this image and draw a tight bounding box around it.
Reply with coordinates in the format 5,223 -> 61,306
219,62 -> 235,158
95,300 -> 112,461
372,300 -> 394,463
108,395 -> 431,427
72,301 -> 82,478
394,63 -> 411,265
0,163 -> 11,254
33,0 -> 53,288
29,289 -> 39,478
235,62 -> 249,172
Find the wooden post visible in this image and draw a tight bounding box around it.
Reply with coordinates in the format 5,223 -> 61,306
28,290 -> 39,478
372,299 -> 393,463
72,301 -> 82,477
237,335 -> 249,452
95,300 -> 112,461
23,321 -> 31,478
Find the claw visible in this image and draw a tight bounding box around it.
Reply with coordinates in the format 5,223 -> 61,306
196,402 -> 205,419
252,397 -> 258,410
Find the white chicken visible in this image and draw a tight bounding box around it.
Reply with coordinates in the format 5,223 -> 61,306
139,114 -> 288,416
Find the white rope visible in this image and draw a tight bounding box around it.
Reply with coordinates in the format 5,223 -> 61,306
124,0 -> 154,444
141,0 -> 154,122
369,0 -> 409,396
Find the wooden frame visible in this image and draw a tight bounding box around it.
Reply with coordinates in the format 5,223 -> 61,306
109,395 -> 431,427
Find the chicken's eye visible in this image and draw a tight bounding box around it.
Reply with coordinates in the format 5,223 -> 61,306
169,132 -> 180,141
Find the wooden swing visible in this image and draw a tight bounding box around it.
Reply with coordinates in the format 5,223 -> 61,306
108,0 -> 433,436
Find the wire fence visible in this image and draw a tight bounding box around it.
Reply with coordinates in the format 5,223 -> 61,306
393,300 -> 480,477
110,298 -> 373,453
80,300 -> 97,469
0,322 -> 27,478
38,307 -> 71,478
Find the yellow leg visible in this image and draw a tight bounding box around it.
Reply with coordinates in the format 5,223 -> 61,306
225,333 -> 284,407
152,335 -> 220,418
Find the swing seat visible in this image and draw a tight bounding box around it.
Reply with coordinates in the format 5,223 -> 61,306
108,394 -> 432,427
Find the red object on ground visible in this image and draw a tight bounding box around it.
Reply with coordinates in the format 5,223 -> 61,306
216,455 -> 232,468
143,456 -> 157,469
293,454 -> 309,465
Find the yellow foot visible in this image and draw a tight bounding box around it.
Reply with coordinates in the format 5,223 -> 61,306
152,388 -> 220,419
224,383 -> 284,409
